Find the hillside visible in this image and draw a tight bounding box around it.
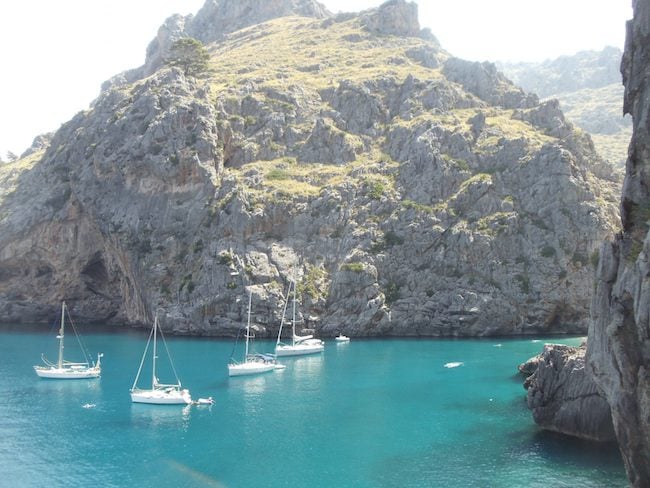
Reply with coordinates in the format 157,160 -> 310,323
0,0 -> 620,337
499,47 -> 632,168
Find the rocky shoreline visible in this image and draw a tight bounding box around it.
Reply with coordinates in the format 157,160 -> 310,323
520,342 -> 615,442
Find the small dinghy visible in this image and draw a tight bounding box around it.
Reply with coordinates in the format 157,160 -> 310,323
195,397 -> 214,405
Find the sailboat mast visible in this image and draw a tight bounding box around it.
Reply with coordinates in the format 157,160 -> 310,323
57,302 -> 65,369
276,281 -> 292,346
292,270 -> 297,347
244,291 -> 252,358
152,315 -> 158,388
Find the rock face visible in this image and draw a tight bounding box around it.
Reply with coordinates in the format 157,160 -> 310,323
587,0 -> 650,485
0,0 -> 620,337
499,47 -> 632,168
522,343 -> 615,442
360,0 -> 420,38
106,0 -> 332,87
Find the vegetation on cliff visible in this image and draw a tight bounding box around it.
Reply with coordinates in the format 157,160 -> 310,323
0,0 -> 620,338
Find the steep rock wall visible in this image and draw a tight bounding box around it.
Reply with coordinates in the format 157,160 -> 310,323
522,343 -> 615,442
587,0 -> 650,485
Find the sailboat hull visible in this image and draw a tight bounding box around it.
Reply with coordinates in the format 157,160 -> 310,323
33,366 -> 100,379
35,302 -> 102,380
130,388 -> 192,405
275,342 -> 324,357
228,361 -> 275,377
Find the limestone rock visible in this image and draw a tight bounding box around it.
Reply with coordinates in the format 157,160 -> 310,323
360,0 -> 420,38
524,343 -> 615,442
587,1 -> 650,485
19,133 -> 52,159
188,0 -> 331,44
108,0 -> 332,86
498,47 -> 631,169
443,58 -> 539,110
0,0 -> 620,341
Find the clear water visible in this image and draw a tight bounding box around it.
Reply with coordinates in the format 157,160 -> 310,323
0,327 -> 627,487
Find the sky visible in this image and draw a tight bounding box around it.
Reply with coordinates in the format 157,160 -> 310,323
0,0 -> 632,159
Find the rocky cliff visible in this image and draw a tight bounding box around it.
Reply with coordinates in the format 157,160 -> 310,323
521,343 -> 615,442
587,0 -> 650,485
499,48 -> 632,168
0,0 -> 620,337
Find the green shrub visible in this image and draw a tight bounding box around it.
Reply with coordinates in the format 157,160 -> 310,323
179,273 -> 194,293
266,168 -> 290,180
540,245 -> 556,258
384,230 -> 404,246
218,252 -> 233,265
590,249 -> 600,269
368,181 -> 385,200
572,252 -> 588,267
402,199 -> 434,214
341,262 -> 364,273
384,282 -> 400,305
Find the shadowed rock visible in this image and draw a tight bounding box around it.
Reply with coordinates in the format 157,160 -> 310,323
587,1 -> 650,483
523,343 -> 615,442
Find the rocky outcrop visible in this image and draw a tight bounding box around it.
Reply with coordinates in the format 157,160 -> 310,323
105,0 -> 332,88
360,0 -> 420,38
0,0 -> 620,338
19,133 -> 52,159
587,1 -> 650,485
498,47 -> 631,168
522,343 -> 615,442
499,47 -> 624,98
190,0 -> 330,44
443,58 -> 539,110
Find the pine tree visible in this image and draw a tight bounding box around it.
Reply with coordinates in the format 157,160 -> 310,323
165,38 -> 211,77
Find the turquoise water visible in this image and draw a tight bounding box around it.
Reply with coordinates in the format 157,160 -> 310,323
0,327 -> 627,487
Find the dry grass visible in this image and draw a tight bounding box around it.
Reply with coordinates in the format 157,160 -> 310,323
0,150 -> 44,204
208,16 -> 444,94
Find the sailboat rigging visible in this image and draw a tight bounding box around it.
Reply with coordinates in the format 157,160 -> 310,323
33,301 -> 102,379
275,273 -> 324,357
130,314 -> 192,405
228,291 -> 276,377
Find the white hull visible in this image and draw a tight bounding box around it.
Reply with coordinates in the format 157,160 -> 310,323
228,361 -> 275,377
131,315 -> 192,405
335,335 -> 350,342
35,302 -> 102,380
130,388 -> 192,405
34,366 -> 100,379
276,342 -> 324,357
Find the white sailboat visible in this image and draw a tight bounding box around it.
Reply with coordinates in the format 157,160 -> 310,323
228,292 -> 276,377
34,301 -> 102,379
275,278 -> 324,357
130,314 -> 192,405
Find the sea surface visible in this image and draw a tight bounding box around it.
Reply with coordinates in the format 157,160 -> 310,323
0,326 -> 627,488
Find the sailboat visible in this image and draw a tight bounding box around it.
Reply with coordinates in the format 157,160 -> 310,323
228,292 -> 276,377
34,301 -> 102,379
275,278 -> 324,357
130,314 -> 192,405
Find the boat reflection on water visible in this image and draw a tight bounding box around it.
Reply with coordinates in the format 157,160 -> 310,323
284,353 -> 323,382
34,375 -> 101,410
130,402 -> 192,428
